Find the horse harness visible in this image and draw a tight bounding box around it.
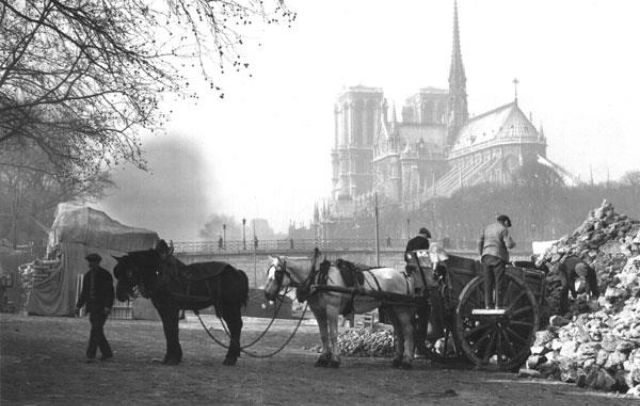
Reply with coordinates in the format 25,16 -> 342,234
160,265 -> 225,312
271,256 -> 319,303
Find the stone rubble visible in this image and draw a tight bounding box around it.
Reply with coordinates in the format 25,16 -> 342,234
525,200 -> 640,398
336,329 -> 396,357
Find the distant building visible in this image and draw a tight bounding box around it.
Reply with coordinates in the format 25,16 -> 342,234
316,1 -> 574,238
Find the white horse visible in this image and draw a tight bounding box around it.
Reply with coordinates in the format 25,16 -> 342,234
264,255 -> 417,369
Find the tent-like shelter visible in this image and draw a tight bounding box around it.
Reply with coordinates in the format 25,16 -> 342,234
26,202 -> 159,316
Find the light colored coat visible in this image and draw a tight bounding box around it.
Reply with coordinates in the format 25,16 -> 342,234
479,222 -> 516,262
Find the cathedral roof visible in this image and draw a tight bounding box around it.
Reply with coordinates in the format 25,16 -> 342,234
398,124 -> 446,146
450,101 -> 542,155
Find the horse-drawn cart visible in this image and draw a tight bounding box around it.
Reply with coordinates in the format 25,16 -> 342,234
413,252 -> 546,371
264,250 -> 545,371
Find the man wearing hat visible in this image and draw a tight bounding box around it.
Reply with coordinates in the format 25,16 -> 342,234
479,215 -> 516,309
405,227 -> 431,253
75,253 -> 114,362
405,227 -> 442,356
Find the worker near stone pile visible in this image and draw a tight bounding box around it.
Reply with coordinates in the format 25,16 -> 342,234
75,253 -> 114,362
557,255 -> 600,313
479,215 -> 516,309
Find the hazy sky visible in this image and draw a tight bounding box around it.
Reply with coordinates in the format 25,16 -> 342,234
99,0 -> 640,239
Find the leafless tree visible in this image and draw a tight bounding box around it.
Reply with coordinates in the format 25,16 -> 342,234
620,170 -> 640,188
0,0 -> 294,245
0,0 -> 294,179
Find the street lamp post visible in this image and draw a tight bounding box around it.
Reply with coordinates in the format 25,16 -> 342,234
222,224 -> 226,250
252,219 -> 257,287
242,218 -> 247,250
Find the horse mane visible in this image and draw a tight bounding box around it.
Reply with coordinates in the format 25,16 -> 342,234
121,249 -> 161,276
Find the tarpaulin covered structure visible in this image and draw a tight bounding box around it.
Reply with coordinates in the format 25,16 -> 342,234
26,202 -> 159,316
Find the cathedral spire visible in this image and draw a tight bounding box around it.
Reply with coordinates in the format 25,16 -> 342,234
446,0 -> 469,146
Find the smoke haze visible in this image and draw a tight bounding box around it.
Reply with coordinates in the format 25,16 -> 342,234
97,134 -> 221,240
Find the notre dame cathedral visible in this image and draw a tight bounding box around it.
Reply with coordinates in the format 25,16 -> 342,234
314,1 -> 572,238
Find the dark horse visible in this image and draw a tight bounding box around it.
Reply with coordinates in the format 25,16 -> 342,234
113,246 -> 248,365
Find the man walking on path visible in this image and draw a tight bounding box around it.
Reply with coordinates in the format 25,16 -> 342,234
479,215 -> 516,309
76,253 -> 114,362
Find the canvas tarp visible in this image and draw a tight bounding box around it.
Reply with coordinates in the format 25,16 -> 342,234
47,202 -> 158,253
26,203 -> 159,316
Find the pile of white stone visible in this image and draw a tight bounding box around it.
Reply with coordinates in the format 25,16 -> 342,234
523,200 -> 640,397
337,329 -> 396,357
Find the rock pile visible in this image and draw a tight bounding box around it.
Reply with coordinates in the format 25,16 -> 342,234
525,200 -> 640,397
336,329 -> 395,357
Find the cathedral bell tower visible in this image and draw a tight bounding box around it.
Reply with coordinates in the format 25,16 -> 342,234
446,0 -> 469,147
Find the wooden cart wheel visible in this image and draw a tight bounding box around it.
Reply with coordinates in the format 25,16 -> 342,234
455,273 -> 539,371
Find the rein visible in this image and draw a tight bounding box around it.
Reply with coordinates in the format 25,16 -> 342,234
195,291 -> 310,358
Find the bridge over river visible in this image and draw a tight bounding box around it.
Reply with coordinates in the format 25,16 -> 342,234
174,238 -> 533,288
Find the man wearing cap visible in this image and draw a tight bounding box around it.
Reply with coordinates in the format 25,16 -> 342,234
405,227 -> 443,356
75,253 -> 114,362
479,215 -> 516,309
405,227 -> 431,253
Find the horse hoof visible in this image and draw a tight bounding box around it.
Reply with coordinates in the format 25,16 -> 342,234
163,358 -> 180,366
401,362 -> 413,370
391,358 -> 402,369
222,358 -> 237,366
328,360 -> 340,368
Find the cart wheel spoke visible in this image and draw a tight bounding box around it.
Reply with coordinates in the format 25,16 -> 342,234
509,320 -> 534,329
500,328 -> 516,358
504,326 -> 528,344
505,291 -> 527,312
471,328 -> 493,351
463,322 -> 491,340
509,305 -> 534,318
496,329 -> 503,367
481,331 -> 497,363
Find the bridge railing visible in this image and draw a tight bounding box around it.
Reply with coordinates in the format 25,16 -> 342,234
172,238 -> 501,254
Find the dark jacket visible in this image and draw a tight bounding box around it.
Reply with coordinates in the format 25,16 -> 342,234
405,235 -> 430,254
77,267 -> 115,313
558,256 -> 599,299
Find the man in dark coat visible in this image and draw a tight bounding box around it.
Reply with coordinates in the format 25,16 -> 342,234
557,255 -> 599,313
75,253 -> 114,362
405,227 -> 431,253
479,215 -> 516,309
405,227 -> 442,356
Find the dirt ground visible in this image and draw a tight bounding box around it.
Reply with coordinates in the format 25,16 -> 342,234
1,313 -> 636,406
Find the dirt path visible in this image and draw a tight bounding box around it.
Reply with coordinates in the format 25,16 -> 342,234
1,314 -> 635,405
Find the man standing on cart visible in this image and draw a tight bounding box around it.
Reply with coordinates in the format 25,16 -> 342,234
479,215 -> 516,309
